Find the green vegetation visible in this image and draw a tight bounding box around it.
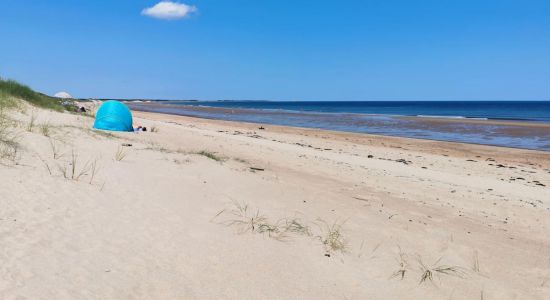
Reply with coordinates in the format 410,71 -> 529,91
0,110 -> 19,162
417,256 -> 467,285
114,145 -> 128,161
317,219 -> 347,254
56,149 -> 97,181
195,150 -> 224,162
0,78 -> 67,110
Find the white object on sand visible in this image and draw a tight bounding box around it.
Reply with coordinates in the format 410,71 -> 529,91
54,91 -> 73,99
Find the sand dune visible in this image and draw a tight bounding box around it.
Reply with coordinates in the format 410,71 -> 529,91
1,105 -> 549,299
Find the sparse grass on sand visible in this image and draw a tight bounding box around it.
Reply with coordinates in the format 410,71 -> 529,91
88,159 -> 100,184
0,96 -> 20,163
390,246 -> 409,280
216,201 -> 270,233
215,202 -> 346,248
40,121 -> 53,137
233,157 -> 248,164
115,146 -> 127,161
282,218 -> 311,236
417,256 -> 467,285
0,90 -> 18,109
144,143 -> 173,153
27,111 -> 36,132
90,129 -> 119,139
195,150 -> 224,162
49,138 -> 63,159
472,249 -> 480,273
214,201 -> 292,240
56,149 -> 95,181
316,219 -> 347,254
0,110 -> 19,162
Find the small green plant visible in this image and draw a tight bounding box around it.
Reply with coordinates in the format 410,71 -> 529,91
195,150 -> 224,162
0,111 -> 19,163
40,122 -> 52,137
56,149 -> 96,181
145,143 -> 172,153
88,159 -> 100,184
27,111 -> 36,132
316,219 -> 347,254
417,256 -> 467,285
472,250 -> 480,273
282,218 -> 311,236
216,201 -> 268,234
390,246 -> 408,280
49,138 -> 63,159
256,222 -> 282,237
233,157 -> 248,164
0,138 -> 19,162
215,201 -> 284,239
37,154 -> 52,175
115,146 -> 127,161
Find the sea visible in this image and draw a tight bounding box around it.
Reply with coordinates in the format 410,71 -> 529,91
128,101 -> 550,151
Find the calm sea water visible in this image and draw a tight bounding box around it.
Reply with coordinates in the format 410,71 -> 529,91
163,101 -> 550,122
128,101 -> 550,151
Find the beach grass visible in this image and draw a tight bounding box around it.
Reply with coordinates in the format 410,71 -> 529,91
115,146 -> 127,161
472,250 -> 480,273
27,111 -> 37,132
56,149 -> 93,181
417,256 -> 467,285
0,90 -> 18,109
49,138 -> 63,159
0,115 -> 19,162
40,121 -> 53,137
0,78 -> 66,111
195,150 -> 224,162
282,218 -> 311,236
317,219 -> 347,254
217,201 -> 268,234
215,201 -> 288,239
0,104 -> 20,162
88,159 -> 100,184
390,246 -> 409,280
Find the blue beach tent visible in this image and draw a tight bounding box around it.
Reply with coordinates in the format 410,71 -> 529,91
93,100 -> 134,132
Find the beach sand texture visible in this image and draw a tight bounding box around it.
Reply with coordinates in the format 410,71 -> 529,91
1,104 -> 550,299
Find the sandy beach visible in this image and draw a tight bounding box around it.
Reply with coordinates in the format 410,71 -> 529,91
1,104 -> 550,299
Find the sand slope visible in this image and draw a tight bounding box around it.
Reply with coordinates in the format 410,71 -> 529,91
1,105 -> 549,299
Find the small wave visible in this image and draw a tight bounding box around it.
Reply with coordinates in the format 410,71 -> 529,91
416,115 -> 488,120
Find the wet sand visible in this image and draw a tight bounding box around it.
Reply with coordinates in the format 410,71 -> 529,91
129,102 -> 550,151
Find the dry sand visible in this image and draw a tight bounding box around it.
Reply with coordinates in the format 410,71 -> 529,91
1,104 -> 549,299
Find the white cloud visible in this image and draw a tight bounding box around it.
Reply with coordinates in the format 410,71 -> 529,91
142,1 -> 197,20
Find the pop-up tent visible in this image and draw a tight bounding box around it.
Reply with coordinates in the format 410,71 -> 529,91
93,100 -> 133,132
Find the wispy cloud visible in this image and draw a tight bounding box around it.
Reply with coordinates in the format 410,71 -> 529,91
142,1 -> 197,20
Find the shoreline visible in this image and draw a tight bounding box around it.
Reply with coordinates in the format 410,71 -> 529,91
131,108 -> 550,155
129,102 -> 550,126
133,110 -> 550,166
128,102 -> 550,152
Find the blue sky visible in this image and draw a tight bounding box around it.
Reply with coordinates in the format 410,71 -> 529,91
1,0 -> 549,100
